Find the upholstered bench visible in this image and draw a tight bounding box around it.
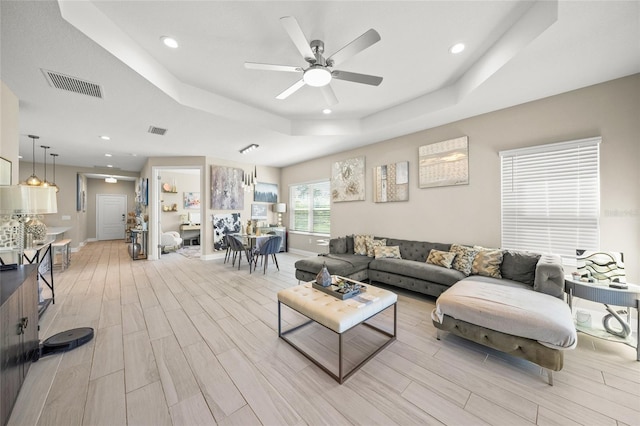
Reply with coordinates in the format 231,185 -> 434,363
277,282 -> 397,383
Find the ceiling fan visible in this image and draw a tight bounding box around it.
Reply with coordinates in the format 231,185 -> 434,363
245,16 -> 383,105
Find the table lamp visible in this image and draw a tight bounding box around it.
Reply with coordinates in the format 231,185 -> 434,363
0,185 -> 58,265
273,203 -> 286,227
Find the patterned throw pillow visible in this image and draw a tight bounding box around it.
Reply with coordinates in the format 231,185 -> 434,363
449,244 -> 478,276
426,249 -> 457,269
366,238 -> 387,257
471,248 -> 504,278
374,245 -> 401,259
354,234 -> 373,256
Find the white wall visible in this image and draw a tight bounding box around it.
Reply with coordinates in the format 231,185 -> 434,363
282,74 -> 640,282
0,81 -> 19,184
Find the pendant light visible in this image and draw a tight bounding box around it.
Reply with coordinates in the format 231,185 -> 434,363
25,135 -> 42,186
39,145 -> 53,188
50,153 -> 59,192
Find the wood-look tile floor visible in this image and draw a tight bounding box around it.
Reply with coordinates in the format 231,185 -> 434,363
8,241 -> 640,425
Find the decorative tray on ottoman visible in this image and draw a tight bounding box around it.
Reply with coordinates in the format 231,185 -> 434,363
311,275 -> 367,300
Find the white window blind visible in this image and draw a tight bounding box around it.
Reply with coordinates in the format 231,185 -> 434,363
289,180 -> 330,235
500,137 -> 600,257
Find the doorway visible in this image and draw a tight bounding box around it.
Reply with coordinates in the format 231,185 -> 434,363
97,194 -> 127,240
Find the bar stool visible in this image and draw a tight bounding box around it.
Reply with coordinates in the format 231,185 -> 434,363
51,239 -> 71,271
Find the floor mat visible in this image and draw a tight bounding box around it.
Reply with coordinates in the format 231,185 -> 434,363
176,245 -> 201,258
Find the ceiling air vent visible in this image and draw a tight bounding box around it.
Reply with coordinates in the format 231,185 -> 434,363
42,69 -> 103,98
148,126 -> 167,136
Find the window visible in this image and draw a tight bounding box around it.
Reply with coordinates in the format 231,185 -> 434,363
500,137 -> 600,257
289,181 -> 330,235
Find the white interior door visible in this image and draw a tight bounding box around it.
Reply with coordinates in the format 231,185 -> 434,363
97,194 -> 126,240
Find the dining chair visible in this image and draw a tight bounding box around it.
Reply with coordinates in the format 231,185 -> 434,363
250,235 -> 282,274
228,235 -> 251,270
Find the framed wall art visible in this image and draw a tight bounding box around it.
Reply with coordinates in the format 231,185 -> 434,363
211,165 -> 244,210
373,161 -> 409,203
419,136 -> 469,188
254,182 -> 278,203
331,156 -> 365,202
251,203 -> 268,220
213,213 -> 241,251
184,192 -> 200,209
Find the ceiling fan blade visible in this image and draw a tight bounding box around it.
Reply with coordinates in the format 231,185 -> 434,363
327,29 -> 381,66
331,70 -> 383,86
276,79 -> 306,100
280,16 -> 316,62
244,62 -> 303,73
320,85 -> 338,106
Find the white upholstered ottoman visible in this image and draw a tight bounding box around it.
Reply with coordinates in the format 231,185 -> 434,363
278,282 -> 397,383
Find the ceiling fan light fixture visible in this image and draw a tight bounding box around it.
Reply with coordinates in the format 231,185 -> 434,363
303,66 -> 331,87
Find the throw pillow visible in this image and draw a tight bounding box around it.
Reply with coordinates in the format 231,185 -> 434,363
366,238 -> 387,257
449,244 -> 478,276
330,237 -> 347,254
471,248 -> 504,278
426,249 -> 457,269
501,250 -> 540,286
374,245 -> 401,259
353,234 -> 373,256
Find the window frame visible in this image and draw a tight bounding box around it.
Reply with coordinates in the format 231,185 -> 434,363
288,179 -> 331,237
500,136 -> 601,258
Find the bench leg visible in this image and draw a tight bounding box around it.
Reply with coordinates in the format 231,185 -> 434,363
546,369 -> 554,386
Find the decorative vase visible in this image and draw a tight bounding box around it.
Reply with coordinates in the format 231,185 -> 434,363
25,216 -> 47,242
316,263 -> 331,287
128,243 -> 141,258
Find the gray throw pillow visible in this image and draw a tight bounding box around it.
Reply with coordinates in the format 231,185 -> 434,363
501,250 -> 541,286
346,235 -> 354,254
330,237 -> 347,254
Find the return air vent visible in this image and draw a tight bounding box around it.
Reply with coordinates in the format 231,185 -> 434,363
148,126 -> 167,136
41,69 -> 103,98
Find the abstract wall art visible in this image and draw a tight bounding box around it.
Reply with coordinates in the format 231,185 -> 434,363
211,165 -> 244,210
419,136 -> 469,188
213,213 -> 241,251
183,192 -> 200,209
254,182 -> 278,203
373,161 -> 409,203
331,156 -> 365,202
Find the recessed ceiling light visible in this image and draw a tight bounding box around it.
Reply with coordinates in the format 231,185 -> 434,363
105,177 -> 117,184
449,43 -> 465,54
100,135 -> 110,140
106,164 -> 113,168
18,155 -> 23,159
105,153 -> 112,157
161,36 -> 179,49
322,108 -> 332,114
130,153 -> 137,157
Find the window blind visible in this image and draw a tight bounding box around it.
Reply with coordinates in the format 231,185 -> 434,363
500,137 -> 600,257
290,180 -> 331,235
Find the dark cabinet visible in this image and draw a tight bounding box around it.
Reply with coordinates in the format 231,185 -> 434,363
1,265 -> 39,426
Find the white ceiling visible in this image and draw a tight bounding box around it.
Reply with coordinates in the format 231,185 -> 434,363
1,1 -> 638,172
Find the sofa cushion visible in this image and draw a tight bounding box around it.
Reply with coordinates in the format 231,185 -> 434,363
374,245 -> 401,259
384,238 -> 451,262
346,235 -> 354,254
354,235 -> 373,256
449,244 -> 478,276
294,254 -> 371,278
330,237 -> 347,254
426,249 -> 456,269
369,258 -> 465,286
366,238 -> 387,257
472,248 -> 504,278
501,250 -> 540,286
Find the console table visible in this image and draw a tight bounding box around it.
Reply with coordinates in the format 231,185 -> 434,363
179,224 -> 200,246
564,277 -> 639,360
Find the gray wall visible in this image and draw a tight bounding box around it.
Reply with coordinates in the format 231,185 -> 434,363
282,74 -> 640,282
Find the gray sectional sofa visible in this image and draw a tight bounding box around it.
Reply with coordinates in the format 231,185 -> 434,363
294,235 -> 576,384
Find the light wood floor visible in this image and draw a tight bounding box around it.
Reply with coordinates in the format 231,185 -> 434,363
8,240 -> 640,426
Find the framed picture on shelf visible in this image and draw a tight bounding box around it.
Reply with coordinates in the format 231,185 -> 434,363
184,192 -> 200,209
251,203 -> 268,220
